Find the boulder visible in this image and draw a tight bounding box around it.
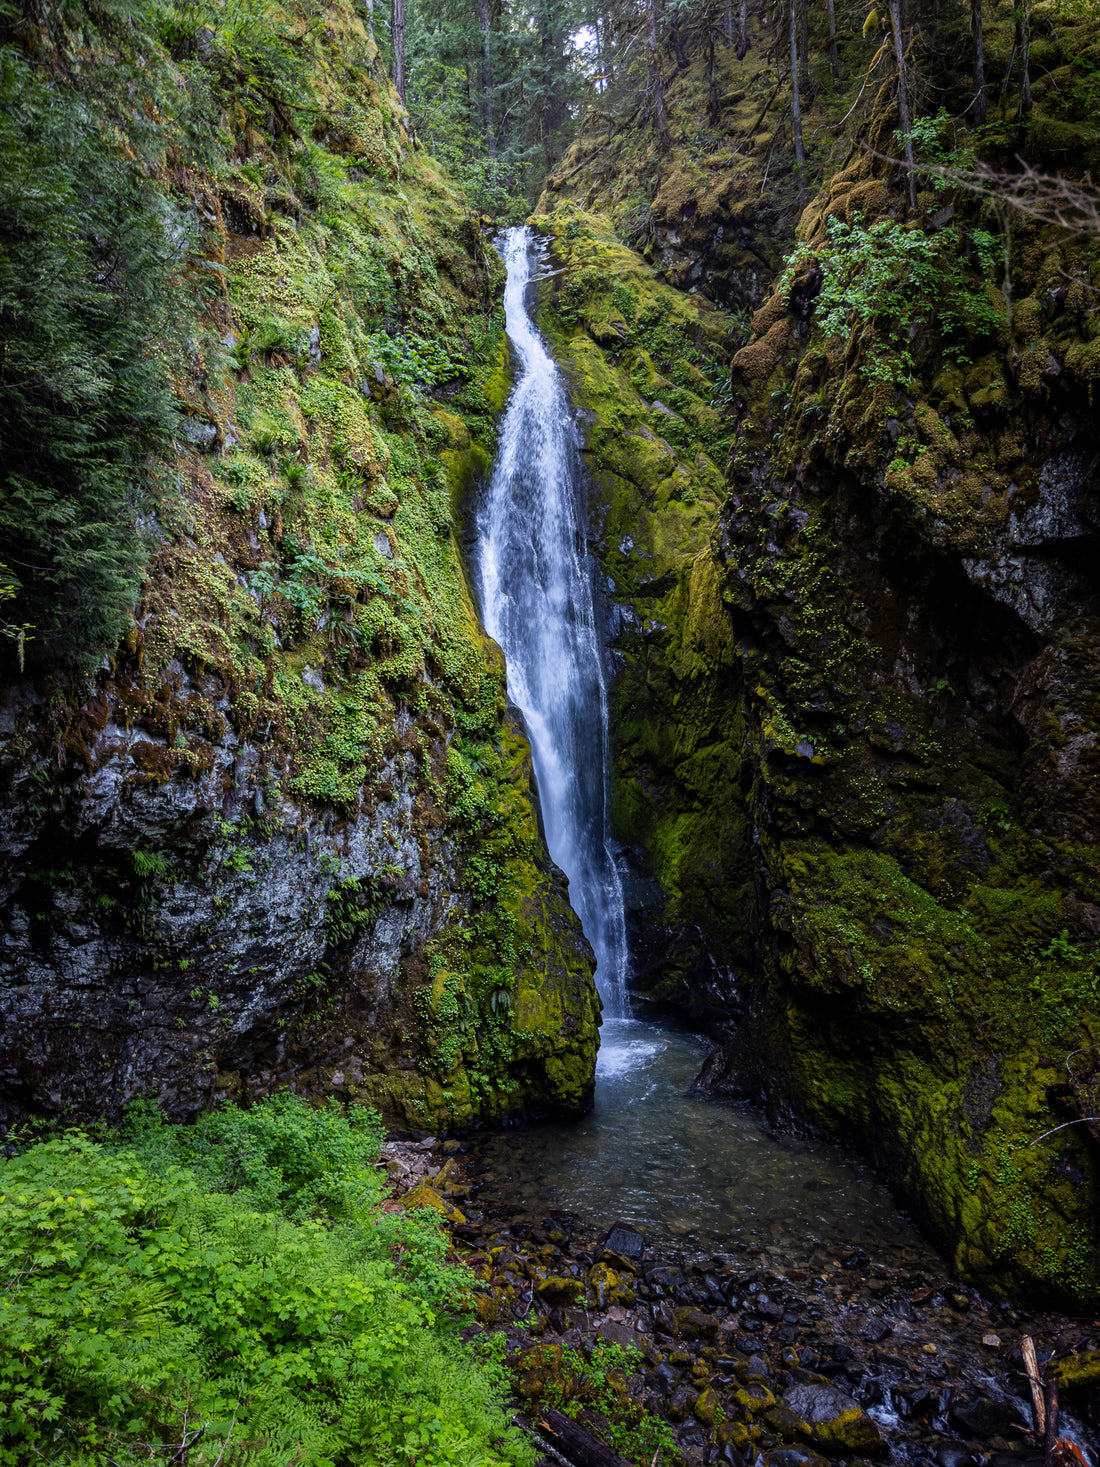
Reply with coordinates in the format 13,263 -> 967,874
784,1383 -> 885,1456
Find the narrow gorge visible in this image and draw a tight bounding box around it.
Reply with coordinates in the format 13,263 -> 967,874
1,0 -> 1100,1459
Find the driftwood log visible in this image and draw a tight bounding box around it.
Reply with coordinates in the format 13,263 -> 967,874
534,1407 -> 636,1467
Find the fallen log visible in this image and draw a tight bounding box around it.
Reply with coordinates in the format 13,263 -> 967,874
534,1407 -> 636,1467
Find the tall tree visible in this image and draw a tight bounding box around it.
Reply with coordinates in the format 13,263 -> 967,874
475,0 -> 496,155
887,0 -> 917,209
826,0 -> 840,81
788,0 -> 805,192
971,0 -> 985,123
645,0 -> 670,151
392,0 -> 407,100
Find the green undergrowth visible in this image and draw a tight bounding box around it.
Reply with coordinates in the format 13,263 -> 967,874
508,1338 -> 681,1467
0,1095 -> 533,1467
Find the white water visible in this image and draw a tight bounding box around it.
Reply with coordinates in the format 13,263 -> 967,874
474,226 -> 629,1015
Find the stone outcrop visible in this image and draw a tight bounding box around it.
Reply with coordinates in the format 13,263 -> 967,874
0,0 -> 600,1135
530,160 -> 1100,1303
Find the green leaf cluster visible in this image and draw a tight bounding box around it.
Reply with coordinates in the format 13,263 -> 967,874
0,1096 -> 534,1466
780,213 -> 1004,380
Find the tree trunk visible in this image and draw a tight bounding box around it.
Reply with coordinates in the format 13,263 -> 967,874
708,32 -> 720,121
887,0 -> 917,210
363,0 -> 375,46
1016,2 -> 1032,121
737,0 -> 749,58
475,0 -> 496,156
797,0 -> 810,100
971,0 -> 985,122
645,0 -> 670,152
670,19 -> 688,69
826,0 -> 840,80
535,1409 -> 635,1467
788,0 -> 805,193
391,0 -> 406,101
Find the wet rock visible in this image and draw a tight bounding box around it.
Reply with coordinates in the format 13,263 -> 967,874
597,1319 -> 636,1350
784,1383 -> 884,1456
675,1305 -> 720,1341
935,1444 -> 978,1467
735,1381 -> 777,1415
400,1182 -> 465,1222
647,1264 -> 687,1290
717,1420 -> 753,1452
668,1383 -> 698,1420
536,1276 -> 585,1307
694,1386 -> 721,1425
1053,1349 -> 1100,1392
762,1450 -> 833,1467
604,1225 -> 644,1260
948,1395 -> 1021,1440
766,1402 -> 814,1442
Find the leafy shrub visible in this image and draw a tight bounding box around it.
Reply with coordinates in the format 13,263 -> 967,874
0,1096 -> 533,1466
779,214 -> 1004,380
365,330 -> 467,389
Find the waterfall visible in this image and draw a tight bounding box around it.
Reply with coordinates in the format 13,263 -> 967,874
474,225 -> 629,1017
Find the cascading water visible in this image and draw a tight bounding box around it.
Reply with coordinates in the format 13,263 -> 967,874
474,225 -> 629,1016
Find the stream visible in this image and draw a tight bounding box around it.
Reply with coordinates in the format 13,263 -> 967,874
469,1017 -> 939,1275
457,229 -> 1097,1465
472,224 -> 932,1272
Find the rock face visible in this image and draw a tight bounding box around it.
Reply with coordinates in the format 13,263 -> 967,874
531,174 -> 1100,1303
0,0 -> 600,1134
0,686 -> 599,1129
709,154 -> 1100,1304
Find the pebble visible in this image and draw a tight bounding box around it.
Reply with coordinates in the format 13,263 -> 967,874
378,1143 -> 1098,1467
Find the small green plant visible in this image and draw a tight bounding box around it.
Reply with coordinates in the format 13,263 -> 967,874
778,214 -> 1004,380
131,849 -> 168,881
0,1098 -> 532,1465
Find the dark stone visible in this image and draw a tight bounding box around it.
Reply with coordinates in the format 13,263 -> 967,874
647,1265 -> 686,1290
935,1445 -> 977,1467
762,1451 -> 832,1467
604,1225 -> 644,1259
597,1320 -> 637,1350
675,1305 -> 720,1341
949,1396 -> 1022,1440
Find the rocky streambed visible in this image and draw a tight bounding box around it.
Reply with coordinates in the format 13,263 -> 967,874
382,1133 -> 1100,1467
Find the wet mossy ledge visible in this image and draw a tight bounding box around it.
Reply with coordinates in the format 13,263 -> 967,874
530,152 -> 1100,1302
0,0 -> 599,1134
528,205 -> 754,1029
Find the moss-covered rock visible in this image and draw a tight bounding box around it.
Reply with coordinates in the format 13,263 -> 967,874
0,0 -> 598,1135
529,205 -> 753,1025
704,128 -> 1100,1304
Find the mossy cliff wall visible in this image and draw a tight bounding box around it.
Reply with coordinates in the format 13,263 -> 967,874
713,153 -> 1100,1304
535,95 -> 1100,1298
0,0 -> 599,1134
